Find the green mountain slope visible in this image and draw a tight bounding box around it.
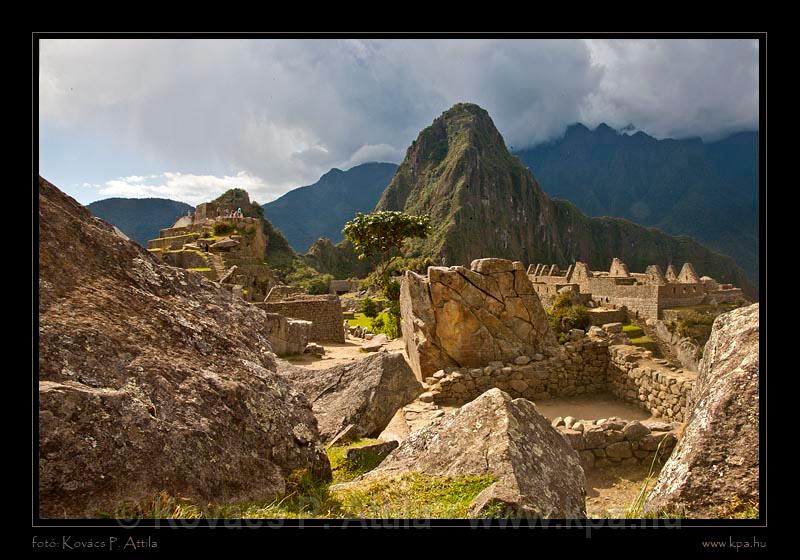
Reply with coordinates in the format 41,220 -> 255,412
375,103 -> 756,298
263,162 -> 398,253
86,198 -> 193,246
515,125 -> 758,286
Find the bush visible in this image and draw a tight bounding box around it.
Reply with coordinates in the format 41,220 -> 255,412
384,279 -> 400,302
361,298 -> 379,318
285,263 -> 333,295
547,291 -> 591,340
371,311 -> 399,339
213,222 -> 234,236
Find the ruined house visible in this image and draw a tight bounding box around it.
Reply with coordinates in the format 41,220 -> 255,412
527,258 -> 744,320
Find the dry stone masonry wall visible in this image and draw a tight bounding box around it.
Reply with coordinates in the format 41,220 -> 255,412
528,259 -> 744,319
427,338 -> 610,405
607,345 -> 695,422
555,417 -> 680,470
256,294 -> 345,343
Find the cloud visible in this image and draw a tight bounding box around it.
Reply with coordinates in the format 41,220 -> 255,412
96,171 -> 282,205
338,144 -> 405,170
39,38 -> 759,203
583,39 -> 759,140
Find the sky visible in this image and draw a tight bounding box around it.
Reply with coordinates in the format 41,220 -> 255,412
39,38 -> 760,206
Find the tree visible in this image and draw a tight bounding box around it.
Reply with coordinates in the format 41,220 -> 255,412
343,211 -> 432,288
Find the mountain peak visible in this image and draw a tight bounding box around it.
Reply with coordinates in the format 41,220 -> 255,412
213,188 -> 252,206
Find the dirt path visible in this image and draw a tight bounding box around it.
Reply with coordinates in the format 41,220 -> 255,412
533,393 -> 654,423
283,335 -> 405,369
585,463 -> 662,518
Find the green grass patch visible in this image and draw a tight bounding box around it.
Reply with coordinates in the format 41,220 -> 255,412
622,324 -> 644,336
187,267 -> 212,272
347,313 -> 373,329
630,335 -> 658,352
333,472 -> 497,519
101,468 -> 499,519
327,438 -> 385,484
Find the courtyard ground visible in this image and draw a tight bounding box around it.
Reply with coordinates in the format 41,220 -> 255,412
286,333 -> 668,518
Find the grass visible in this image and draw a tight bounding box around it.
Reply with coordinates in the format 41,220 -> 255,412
622,324 -> 644,337
187,267 -> 212,272
347,312 -> 373,329
99,439 -> 499,519
327,438 -> 386,484
333,472 -> 497,518
105,471 -> 498,519
625,435 -> 681,519
629,335 -> 657,352
716,495 -> 759,519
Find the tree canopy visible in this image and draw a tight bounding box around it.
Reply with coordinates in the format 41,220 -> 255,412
343,211 -> 431,285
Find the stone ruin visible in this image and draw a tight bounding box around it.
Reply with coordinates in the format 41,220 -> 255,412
255,292 -> 345,343
400,258 -> 559,381
399,257 -> 697,474
146,213 -> 277,301
527,259 -> 744,320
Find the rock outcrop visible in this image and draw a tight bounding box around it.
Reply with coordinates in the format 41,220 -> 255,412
38,177 -> 330,517
644,303 -> 759,517
339,388 -> 586,518
400,258 -> 559,380
277,352 -> 423,443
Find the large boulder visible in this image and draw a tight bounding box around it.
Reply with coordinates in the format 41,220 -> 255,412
277,352 -> 424,443
400,259 -> 559,380
338,388 -> 586,518
38,177 -> 330,517
644,303 -> 759,518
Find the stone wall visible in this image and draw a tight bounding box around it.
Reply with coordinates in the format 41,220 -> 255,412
584,279 -> 661,319
555,418 -> 679,470
147,233 -> 198,251
329,279 -> 359,295
587,307 -> 627,326
263,313 -> 312,356
607,345 -> 695,422
265,285 -> 306,302
400,258 -> 559,381
426,338 -> 610,405
161,249 -> 210,270
256,294 -> 345,343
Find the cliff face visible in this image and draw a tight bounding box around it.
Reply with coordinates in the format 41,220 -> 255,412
38,177 -> 330,517
376,103 -> 756,298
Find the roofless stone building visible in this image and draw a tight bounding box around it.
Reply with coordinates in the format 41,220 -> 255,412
527,258 -> 744,319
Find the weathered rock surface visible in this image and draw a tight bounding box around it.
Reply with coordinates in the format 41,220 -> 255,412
277,352 -> 423,443
345,440 -> 399,465
218,265 -> 238,285
644,303 -> 759,518
38,177 -> 330,517
338,388 -> 586,518
400,258 -> 559,380
362,333 -> 388,352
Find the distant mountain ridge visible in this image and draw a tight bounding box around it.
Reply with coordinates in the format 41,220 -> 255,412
514,123 -> 758,286
374,103 -> 756,298
263,162 -> 398,253
86,198 -> 193,247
